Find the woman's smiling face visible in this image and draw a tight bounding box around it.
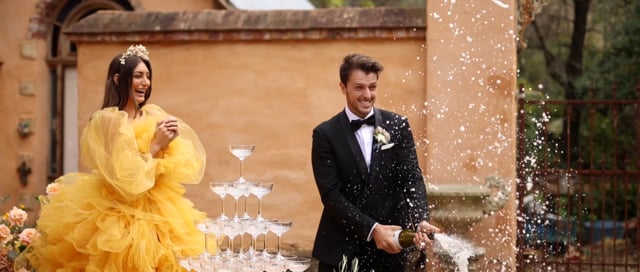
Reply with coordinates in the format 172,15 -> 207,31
127,61 -> 151,110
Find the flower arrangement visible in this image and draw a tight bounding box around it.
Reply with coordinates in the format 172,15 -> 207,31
0,205 -> 39,271
373,127 -> 394,151
0,182 -> 58,272
38,182 -> 60,205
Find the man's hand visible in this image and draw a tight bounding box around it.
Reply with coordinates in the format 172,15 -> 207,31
415,221 -> 441,250
371,224 -> 403,254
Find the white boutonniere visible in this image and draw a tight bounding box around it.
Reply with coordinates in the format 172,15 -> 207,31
374,126 -> 395,150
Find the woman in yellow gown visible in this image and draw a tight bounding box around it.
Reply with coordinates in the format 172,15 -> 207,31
25,45 -> 208,271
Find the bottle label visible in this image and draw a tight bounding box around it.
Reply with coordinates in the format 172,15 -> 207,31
392,230 -> 402,249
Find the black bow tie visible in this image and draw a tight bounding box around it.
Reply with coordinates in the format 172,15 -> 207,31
350,115 -> 375,131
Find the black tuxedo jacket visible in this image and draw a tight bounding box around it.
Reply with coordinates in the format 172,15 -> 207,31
311,108 -> 429,270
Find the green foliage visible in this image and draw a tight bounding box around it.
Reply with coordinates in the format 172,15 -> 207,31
577,103 -> 639,170
519,0 -> 639,172
517,51 -> 565,99
587,181 -> 638,221
519,0 -> 639,99
518,86 -> 567,170
519,97 -> 639,171
581,0 -> 640,99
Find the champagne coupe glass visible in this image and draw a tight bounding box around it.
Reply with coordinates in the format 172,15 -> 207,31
261,219 -> 278,259
176,254 -> 191,271
226,183 -> 247,221
236,219 -> 248,260
249,182 -> 274,221
209,182 -> 229,220
205,220 -> 223,261
244,218 -> 268,259
191,256 -> 205,272
194,218 -> 212,258
286,257 -> 312,272
228,144 -> 255,183
221,220 -> 242,259
218,220 -> 233,259
269,220 -> 293,260
241,182 -> 258,219
180,255 -> 203,272
239,219 -> 262,270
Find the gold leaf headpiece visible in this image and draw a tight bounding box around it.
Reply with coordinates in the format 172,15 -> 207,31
119,44 -> 150,65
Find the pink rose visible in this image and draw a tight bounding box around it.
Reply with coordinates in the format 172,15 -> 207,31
18,228 -> 39,246
46,182 -> 61,196
8,206 -> 28,227
0,225 -> 11,244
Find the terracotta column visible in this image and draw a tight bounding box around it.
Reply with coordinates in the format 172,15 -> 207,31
425,0 -> 517,269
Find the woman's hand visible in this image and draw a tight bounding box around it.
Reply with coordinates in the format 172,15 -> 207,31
149,117 -> 179,157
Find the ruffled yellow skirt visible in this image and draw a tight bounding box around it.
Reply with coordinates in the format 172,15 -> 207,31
26,172 -> 207,272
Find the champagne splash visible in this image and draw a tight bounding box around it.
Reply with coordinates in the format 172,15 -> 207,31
433,233 -> 476,272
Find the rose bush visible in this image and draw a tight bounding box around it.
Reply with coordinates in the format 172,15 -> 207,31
0,205 -> 39,271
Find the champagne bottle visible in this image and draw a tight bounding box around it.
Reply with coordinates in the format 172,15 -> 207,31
391,229 -> 416,249
393,229 -> 435,249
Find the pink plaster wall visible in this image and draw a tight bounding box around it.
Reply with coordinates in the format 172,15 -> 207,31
0,0 -> 51,216
426,0 -> 517,269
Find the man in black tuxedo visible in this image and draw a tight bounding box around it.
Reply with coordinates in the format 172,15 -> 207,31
311,53 -> 439,272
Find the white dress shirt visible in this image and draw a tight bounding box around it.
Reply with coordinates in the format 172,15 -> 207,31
344,107 -> 374,170
344,107 -> 379,241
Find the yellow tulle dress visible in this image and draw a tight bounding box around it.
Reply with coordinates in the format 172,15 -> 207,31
26,104 -> 208,272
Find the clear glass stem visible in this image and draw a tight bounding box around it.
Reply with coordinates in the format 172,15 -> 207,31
276,235 -> 282,257
203,233 -> 209,257
240,234 -> 245,255
262,233 -> 268,252
257,199 -> 263,219
220,196 -> 226,219
213,235 -> 220,258
250,236 -> 257,256
233,198 -> 239,220
239,159 -> 245,182
243,196 -> 249,218
230,235 -> 235,255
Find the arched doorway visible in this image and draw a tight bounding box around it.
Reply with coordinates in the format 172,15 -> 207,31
34,0 -> 135,182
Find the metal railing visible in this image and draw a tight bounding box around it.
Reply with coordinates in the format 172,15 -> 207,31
516,83 -> 640,271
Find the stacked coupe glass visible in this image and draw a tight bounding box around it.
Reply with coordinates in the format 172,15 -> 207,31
179,145 -> 311,272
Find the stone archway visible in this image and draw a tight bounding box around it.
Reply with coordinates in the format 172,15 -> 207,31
27,0 -> 141,39
25,0 -> 138,181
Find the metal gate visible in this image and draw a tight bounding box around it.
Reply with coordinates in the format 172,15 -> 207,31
516,83 -> 640,271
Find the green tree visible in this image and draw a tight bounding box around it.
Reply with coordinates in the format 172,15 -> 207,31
585,1 -> 640,170
518,0 -> 592,168
517,1 -> 639,229
518,0 -> 639,170
581,0 -> 640,99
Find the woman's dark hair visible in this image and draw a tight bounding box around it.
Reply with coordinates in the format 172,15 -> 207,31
339,53 -> 384,85
101,54 -> 152,110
